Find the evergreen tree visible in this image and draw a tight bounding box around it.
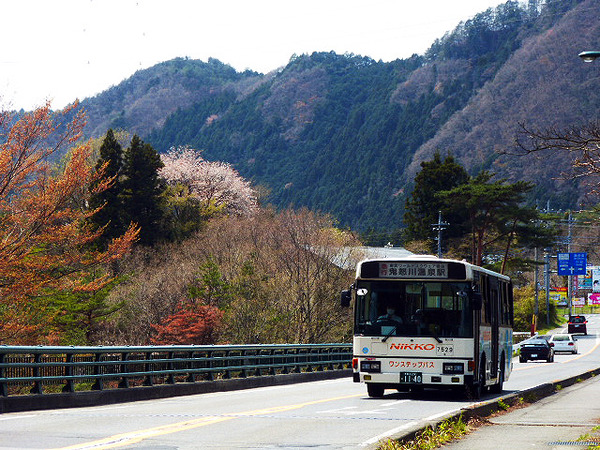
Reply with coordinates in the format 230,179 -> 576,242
438,171 -> 536,267
403,152 -> 470,250
122,135 -> 166,246
89,129 -> 126,250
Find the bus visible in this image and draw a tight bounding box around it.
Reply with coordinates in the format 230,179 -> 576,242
341,255 -> 513,398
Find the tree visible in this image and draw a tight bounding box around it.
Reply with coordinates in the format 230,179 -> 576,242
88,129 -> 127,250
0,103 -> 138,343
47,276 -> 126,345
437,171 -> 536,268
517,121 -> 600,196
159,146 -> 257,216
122,135 -> 165,246
150,301 -> 223,345
267,208 -> 359,343
403,152 -> 470,249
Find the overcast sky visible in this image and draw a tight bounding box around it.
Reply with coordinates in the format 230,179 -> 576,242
1,0 -> 507,111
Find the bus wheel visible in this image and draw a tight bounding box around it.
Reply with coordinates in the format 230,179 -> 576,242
367,384 -> 385,398
466,359 -> 486,400
490,355 -> 505,394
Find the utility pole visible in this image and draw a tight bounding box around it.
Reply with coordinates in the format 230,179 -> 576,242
534,247 -> 539,317
567,211 -> 573,318
431,211 -> 449,258
544,248 -> 551,325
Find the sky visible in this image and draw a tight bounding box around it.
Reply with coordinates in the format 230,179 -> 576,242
1,0 -> 508,111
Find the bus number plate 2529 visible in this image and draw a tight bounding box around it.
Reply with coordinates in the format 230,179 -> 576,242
400,372 -> 422,384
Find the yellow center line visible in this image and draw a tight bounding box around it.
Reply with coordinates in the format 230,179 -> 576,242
56,416 -> 235,450
55,392 -> 364,450
224,392 -> 364,416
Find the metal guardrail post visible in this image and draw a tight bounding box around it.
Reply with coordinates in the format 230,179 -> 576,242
119,352 -> 130,389
167,351 -> 175,384
63,353 -> 75,393
30,353 -> 43,395
143,351 -> 154,386
91,353 -> 103,391
0,352 -> 6,397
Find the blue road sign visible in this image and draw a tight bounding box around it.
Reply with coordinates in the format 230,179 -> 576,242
557,252 -> 587,276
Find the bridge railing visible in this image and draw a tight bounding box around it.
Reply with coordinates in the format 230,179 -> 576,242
0,343 -> 352,397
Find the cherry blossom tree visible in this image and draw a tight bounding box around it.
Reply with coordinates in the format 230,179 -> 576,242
159,146 -> 257,216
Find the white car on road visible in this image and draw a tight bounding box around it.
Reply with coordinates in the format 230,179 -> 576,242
548,333 -> 578,354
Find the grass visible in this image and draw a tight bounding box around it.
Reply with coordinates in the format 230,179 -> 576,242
378,415 -> 473,450
497,399 -> 510,411
379,397 -> 533,450
575,426 -> 600,449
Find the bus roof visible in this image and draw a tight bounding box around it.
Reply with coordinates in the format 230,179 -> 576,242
355,255 -> 510,282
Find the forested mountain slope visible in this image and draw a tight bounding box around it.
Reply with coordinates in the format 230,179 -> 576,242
79,0 -> 597,232
408,0 -> 600,208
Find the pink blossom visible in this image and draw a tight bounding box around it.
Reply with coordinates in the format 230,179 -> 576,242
159,146 -> 257,216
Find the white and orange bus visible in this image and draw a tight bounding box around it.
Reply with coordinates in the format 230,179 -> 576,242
341,255 -> 513,398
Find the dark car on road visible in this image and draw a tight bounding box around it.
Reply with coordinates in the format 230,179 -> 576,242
568,315 -> 587,335
519,338 -> 554,363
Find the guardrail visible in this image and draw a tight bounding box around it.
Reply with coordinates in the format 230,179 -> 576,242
0,344 -> 352,397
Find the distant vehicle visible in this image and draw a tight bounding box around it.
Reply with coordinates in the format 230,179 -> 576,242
556,300 -> 568,307
548,334 -> 578,354
568,315 -> 587,335
519,338 -> 554,363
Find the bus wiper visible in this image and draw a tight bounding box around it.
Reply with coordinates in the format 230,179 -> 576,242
381,327 -> 396,342
431,330 -> 443,343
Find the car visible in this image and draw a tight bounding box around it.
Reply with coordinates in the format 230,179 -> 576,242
568,315 -> 587,335
556,300 -> 568,307
519,338 -> 554,363
548,333 -> 578,354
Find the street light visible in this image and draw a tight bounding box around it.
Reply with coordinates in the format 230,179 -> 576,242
578,51 -> 600,62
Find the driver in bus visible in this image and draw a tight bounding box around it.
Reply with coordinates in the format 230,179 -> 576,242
377,305 -> 403,324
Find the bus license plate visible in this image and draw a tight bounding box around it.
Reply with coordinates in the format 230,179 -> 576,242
400,372 -> 422,384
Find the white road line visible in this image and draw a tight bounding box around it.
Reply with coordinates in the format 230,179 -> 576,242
423,409 -> 460,421
360,421 -> 419,446
0,414 -> 37,421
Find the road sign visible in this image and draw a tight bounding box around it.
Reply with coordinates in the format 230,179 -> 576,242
557,252 -> 587,276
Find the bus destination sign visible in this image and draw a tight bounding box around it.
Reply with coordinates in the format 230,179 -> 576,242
379,262 -> 448,278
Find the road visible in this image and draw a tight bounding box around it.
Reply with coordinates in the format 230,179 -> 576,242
1,315 -> 599,450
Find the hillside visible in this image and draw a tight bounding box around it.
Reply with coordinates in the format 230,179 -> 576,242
78,0 -> 598,233
81,57 -> 263,138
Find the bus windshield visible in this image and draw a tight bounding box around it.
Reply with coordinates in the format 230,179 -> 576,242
354,280 -> 473,338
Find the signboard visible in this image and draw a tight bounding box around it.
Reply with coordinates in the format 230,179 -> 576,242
557,252 -> 587,276
379,262 -> 448,278
575,270 -> 593,290
589,293 -> 600,306
593,268 -> 600,293
572,297 -> 586,307
549,287 -> 567,301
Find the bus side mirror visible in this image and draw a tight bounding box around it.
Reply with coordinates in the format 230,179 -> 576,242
471,292 -> 482,310
341,290 -> 351,308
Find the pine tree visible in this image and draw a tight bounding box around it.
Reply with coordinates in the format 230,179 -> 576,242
438,171 -> 536,267
403,152 -> 470,249
89,129 -> 126,249
122,135 -> 166,246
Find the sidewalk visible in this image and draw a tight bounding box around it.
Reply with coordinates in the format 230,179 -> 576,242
442,375 -> 600,449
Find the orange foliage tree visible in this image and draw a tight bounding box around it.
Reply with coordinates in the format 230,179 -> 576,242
150,301 -> 223,345
0,102 -> 138,343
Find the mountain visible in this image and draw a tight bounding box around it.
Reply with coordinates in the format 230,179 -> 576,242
81,57 -> 263,138
78,0 -> 598,233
